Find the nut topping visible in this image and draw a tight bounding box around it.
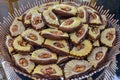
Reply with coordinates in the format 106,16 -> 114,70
49,13 -> 56,20
41,67 -> 56,75
18,41 -> 27,47
64,19 -> 74,26
33,17 -> 42,25
28,33 -> 38,41
8,39 -> 13,47
106,31 -> 114,41
50,31 -> 63,36
26,14 -> 32,20
54,42 -> 65,48
78,10 -> 84,18
61,6 -> 71,11
12,25 -> 18,32
39,53 -> 52,58
91,27 -> 98,34
19,58 -> 28,67
76,28 -> 85,37
73,65 -> 86,72
76,44 -> 84,51
95,52 -> 103,60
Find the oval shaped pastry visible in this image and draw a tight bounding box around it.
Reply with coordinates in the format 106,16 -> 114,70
52,4 -> 77,17
44,39 -> 69,55
21,29 -> 44,46
32,64 -> 63,79
64,60 -> 92,79
43,10 -> 59,28
5,35 -> 14,53
77,6 -> 88,23
30,48 -> 57,64
70,24 -> 88,44
13,36 -> 32,53
10,17 -> 25,37
59,17 -> 82,33
41,28 -> 69,40
22,7 -> 39,27
39,2 -> 59,13
70,40 -> 92,57
101,28 -> 116,47
87,47 -> 108,68
88,26 -> 100,41
31,12 -> 45,30
13,54 -> 35,73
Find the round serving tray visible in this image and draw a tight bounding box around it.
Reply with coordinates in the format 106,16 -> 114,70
0,0 -> 120,80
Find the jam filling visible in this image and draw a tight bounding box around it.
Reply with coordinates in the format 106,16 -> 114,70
76,44 -> 84,51
41,67 -> 56,75
61,6 -> 71,11
33,16 -> 42,25
12,25 -> 18,32
78,10 -> 84,18
95,51 -> 103,60
39,53 -> 52,58
73,65 -> 86,72
106,31 -> 114,41
54,42 -> 65,48
19,58 -> 28,67
28,33 -> 38,41
76,28 -> 85,37
50,31 -> 63,36
64,19 -> 74,26
49,13 -> 56,20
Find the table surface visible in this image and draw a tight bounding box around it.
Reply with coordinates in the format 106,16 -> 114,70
0,0 -> 120,80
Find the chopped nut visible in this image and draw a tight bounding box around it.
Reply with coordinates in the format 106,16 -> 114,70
26,14 -> 32,20
28,33 -> 38,41
91,27 -> 98,34
19,58 -> 28,67
64,19 -> 74,26
61,6 -> 71,11
12,25 -> 18,32
106,31 -> 114,41
76,28 -> 85,37
54,42 -> 64,48
18,41 -> 27,47
39,53 -> 52,58
76,44 -> 84,51
95,52 -> 103,60
50,31 -> 63,36
8,39 -> 13,47
41,67 -> 56,75
78,10 -> 84,18
33,16 -> 42,25
49,13 -> 56,20
73,65 -> 86,72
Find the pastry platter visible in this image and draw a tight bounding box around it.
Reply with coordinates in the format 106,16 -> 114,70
0,0 -> 120,80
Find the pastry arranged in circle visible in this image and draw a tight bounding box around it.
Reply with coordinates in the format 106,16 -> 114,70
10,17 -> 25,37
101,28 -> 116,47
32,64 -> 63,79
5,35 -> 14,53
87,47 -> 108,68
41,28 -> 69,40
70,40 -> 92,57
21,29 -> 44,46
44,39 -> 69,55
70,24 -> 88,44
30,48 -> 57,64
59,17 -> 82,33
64,60 -> 92,79
31,12 -> 45,30
52,4 -> 77,17
13,54 -> 35,73
13,36 -> 32,53
88,26 -> 100,41
77,6 -> 88,23
43,10 -> 59,28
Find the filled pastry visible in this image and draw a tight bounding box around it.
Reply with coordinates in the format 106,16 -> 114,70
13,54 -> 35,73
87,47 -> 108,68
21,29 -> 44,46
44,39 -> 69,55
32,64 -> 63,79
10,17 -> 25,37
101,28 -> 116,47
30,48 -> 57,64
41,28 -> 69,40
